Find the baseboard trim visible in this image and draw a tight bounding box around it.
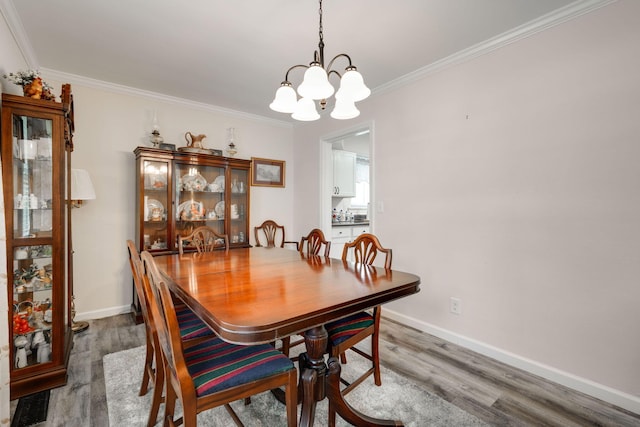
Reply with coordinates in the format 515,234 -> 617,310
75,305 -> 131,322
383,308 -> 640,415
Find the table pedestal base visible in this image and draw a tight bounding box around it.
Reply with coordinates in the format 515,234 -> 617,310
297,326 -> 403,427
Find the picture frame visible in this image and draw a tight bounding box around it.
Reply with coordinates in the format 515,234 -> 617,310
158,142 -> 176,151
251,157 -> 285,187
210,149 -> 223,156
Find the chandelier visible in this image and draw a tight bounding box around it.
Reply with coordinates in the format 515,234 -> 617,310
269,0 -> 370,121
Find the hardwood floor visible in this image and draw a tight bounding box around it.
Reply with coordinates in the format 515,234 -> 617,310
10,313 -> 640,426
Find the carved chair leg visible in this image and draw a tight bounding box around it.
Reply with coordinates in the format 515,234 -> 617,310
163,382 -> 177,427
147,356 -> 164,427
139,336 -> 153,396
373,330 -> 381,386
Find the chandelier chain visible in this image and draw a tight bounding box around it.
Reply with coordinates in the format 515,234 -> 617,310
318,0 -> 323,44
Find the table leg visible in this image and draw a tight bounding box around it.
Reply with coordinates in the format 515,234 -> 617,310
326,358 -> 404,427
299,325 -> 328,427
298,326 -> 404,427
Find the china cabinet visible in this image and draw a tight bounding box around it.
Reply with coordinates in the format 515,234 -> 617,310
133,147 -> 251,319
1,87 -> 74,399
332,149 -> 356,197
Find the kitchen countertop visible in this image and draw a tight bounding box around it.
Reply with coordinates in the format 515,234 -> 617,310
332,221 -> 370,227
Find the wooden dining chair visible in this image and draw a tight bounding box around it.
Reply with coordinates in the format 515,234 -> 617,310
140,251 -> 298,427
254,219 -> 298,250
298,228 -> 331,257
325,233 -> 392,424
127,240 -> 216,427
178,225 -> 229,254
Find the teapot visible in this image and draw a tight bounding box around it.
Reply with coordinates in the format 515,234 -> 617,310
185,132 -> 207,149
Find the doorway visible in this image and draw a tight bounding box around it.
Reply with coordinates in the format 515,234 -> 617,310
319,123 -> 373,258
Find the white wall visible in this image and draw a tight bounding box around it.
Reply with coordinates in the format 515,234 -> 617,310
293,0 -> 640,412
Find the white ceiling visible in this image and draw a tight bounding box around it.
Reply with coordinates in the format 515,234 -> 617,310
3,0 -> 603,124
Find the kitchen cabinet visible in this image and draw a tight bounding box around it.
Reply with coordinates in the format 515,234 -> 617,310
1,87 -> 74,399
332,149 -> 356,197
330,224 -> 370,259
133,147 -> 251,320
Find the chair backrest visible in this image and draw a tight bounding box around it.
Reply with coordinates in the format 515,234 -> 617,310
127,240 -> 151,324
141,251 -> 193,392
299,228 -> 331,257
342,233 -> 392,270
178,226 -> 229,254
254,220 -> 286,248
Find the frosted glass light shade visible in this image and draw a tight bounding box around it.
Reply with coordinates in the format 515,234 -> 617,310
330,97 -> 360,120
270,85 -> 298,113
335,69 -> 370,102
297,65 -> 335,100
292,97 -> 320,121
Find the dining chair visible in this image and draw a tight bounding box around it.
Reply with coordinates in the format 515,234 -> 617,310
178,225 -> 229,254
298,228 -> 331,257
254,219 -> 298,250
127,240 -> 216,427
325,233 -> 392,425
140,251 -> 298,427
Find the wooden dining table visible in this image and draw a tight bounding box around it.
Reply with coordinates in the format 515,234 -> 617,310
153,247 -> 421,427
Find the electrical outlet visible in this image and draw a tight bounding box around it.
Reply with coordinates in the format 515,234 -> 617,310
450,297 -> 462,315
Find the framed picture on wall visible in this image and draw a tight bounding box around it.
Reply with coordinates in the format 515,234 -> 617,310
251,157 -> 285,187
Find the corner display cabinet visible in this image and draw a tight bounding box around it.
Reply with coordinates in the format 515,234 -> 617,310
133,147 -> 251,319
1,86 -> 74,399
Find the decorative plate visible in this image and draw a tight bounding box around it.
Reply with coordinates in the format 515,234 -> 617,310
147,198 -> 163,212
206,174 -> 225,192
213,175 -> 225,190
147,199 -> 164,221
181,173 -> 207,191
214,201 -> 225,219
178,200 -> 204,221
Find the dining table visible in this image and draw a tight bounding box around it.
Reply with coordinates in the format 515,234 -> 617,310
153,247 -> 421,427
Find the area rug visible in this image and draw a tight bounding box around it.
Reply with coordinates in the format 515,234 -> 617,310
104,345 -> 487,427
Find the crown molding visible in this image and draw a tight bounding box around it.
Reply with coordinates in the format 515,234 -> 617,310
41,68 -> 293,128
372,0 -> 617,97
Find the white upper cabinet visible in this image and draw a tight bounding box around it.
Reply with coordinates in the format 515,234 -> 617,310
332,150 -> 356,197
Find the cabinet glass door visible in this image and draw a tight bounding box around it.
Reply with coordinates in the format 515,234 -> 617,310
174,162 -> 225,247
142,160 -> 170,251
10,114 -> 55,369
229,167 -> 249,246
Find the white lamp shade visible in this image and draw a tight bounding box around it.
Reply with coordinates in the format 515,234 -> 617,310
335,69 -> 371,102
297,65 -> 335,100
269,85 -> 298,113
330,97 -> 360,120
71,169 -> 96,200
292,98 -> 321,121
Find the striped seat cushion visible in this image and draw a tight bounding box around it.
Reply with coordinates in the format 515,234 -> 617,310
176,305 -> 215,341
326,311 -> 374,346
184,338 -> 294,396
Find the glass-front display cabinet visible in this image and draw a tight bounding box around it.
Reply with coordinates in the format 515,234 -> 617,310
1,88 -> 74,399
133,147 -> 251,319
